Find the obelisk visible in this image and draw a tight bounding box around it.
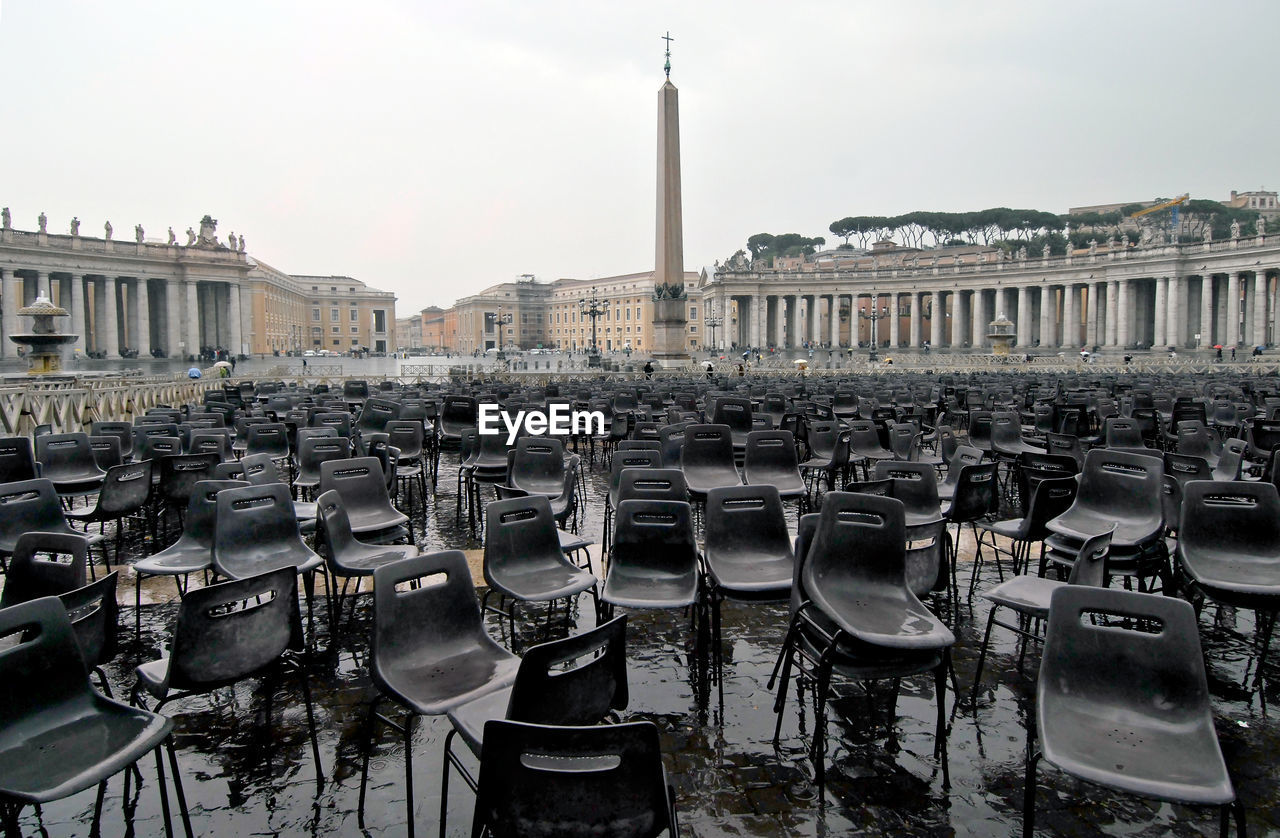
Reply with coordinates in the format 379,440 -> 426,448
651,32 -> 691,365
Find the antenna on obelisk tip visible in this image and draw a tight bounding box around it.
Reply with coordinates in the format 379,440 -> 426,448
662,31 -> 673,79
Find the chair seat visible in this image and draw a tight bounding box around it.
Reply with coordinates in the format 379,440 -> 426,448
489,560 -> 597,603
332,543 -> 419,575
557,529 -> 592,554
904,510 -> 944,529
1046,508 -> 1160,548
446,686 -> 513,757
704,551 -> 792,595
219,547 -> 323,579
601,566 -> 699,610
134,542 -> 212,576
376,644 -> 519,717
348,508 -> 409,534
808,587 -> 954,651
134,658 -> 171,699
683,470 -> 742,496
976,516 -> 1029,541
797,621 -> 944,680
982,574 -> 1066,618
1040,694 -> 1235,806
0,697 -> 171,804
1178,546 -> 1280,604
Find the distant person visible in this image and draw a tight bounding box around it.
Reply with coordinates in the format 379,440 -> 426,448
643,360 -> 653,380
704,360 -> 714,380
1231,346 -> 1237,361
1253,346 -> 1263,359
1216,347 -> 1223,362
187,367 -> 201,379
302,357 -> 308,369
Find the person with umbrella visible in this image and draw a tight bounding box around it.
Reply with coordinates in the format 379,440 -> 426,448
1216,346 -> 1223,362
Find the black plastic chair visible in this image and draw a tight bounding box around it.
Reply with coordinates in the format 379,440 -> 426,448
314,488 -> 419,633
65,459 -> 153,568
847,419 -> 895,480
504,436 -> 566,497
35,432 -> 106,500
133,479 -> 247,638
703,485 -> 794,703
319,456 -> 411,543
59,570 -> 121,696
679,424 -> 742,501
1178,480 -> 1280,690
293,435 -> 352,499
941,460 -> 998,600
743,429 -> 808,512
470,720 -> 679,838
1024,586 -> 1243,838
0,437 -> 39,484
0,478 -> 102,571
89,421 -> 134,463
0,597 -> 188,838
132,567 -> 323,812
482,495 -> 598,643
602,499 -> 701,622
970,526 -> 1113,703
239,452 -> 320,532
0,531 -> 91,609
770,491 -> 954,803
155,453 -> 220,532
440,617 -> 629,837
358,550 -> 519,838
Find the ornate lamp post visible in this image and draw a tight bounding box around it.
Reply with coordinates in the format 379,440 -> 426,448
579,288 -> 606,367
859,291 -> 890,362
492,306 -> 513,360
705,303 -> 724,353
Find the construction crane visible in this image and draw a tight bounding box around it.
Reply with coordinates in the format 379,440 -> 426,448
1129,193 -> 1190,218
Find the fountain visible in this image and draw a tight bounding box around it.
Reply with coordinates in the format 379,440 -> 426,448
988,312 -> 1016,357
9,296 -> 78,375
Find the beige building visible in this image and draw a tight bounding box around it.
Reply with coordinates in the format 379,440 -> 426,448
395,315 -> 421,352
242,264 -> 397,356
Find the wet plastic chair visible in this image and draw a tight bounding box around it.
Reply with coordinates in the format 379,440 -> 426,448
1178,480 -> 1280,689
354,396 -> 402,436
0,597 -> 188,838
314,489 -> 420,632
941,460 -> 998,600
133,479 -> 247,637
385,419 -> 429,503
0,531 -> 91,609
358,550 -> 519,838
504,436 -> 566,497
1024,586 -> 1243,838
59,570 -> 121,696
847,418 -> 896,480
482,494 -> 598,642
239,451 -> 319,532
970,526 -> 1112,702
440,616 -> 630,837
35,432 -> 106,500
66,459 -> 153,568
679,424 -> 742,502
470,720 -> 679,838
1213,437 -> 1246,482
155,452 -> 220,529
601,499 -> 701,622
293,435 -> 352,499
319,456 -> 411,543
0,478 -> 102,572
743,429 -> 809,512
770,492 -> 955,803
0,437 -> 39,484
89,421 -> 134,463
132,567 -> 323,813
703,485 -> 794,703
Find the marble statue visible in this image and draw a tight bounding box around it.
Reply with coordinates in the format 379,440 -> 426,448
135,224 -> 144,244
1121,234 -> 1129,249
1088,239 -> 1097,255
1042,243 -> 1051,259
70,217 -> 80,236
1016,246 -> 1027,261
167,227 -> 176,245
1258,216 -> 1267,237
228,232 -> 236,250
104,221 -> 112,240
1231,219 -> 1241,239
37,212 -> 47,234
1105,236 -> 1115,252
1,207 -> 9,230
1203,225 -> 1212,243
1139,226 -> 1152,246
237,235 -> 246,252
185,227 -> 196,246
197,215 -> 217,246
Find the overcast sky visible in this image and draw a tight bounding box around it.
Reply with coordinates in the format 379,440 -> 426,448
2,1 -> 1276,314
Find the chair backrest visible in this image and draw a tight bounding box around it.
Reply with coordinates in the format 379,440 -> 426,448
0,478 -> 72,550
355,397 -> 402,434
887,422 -> 921,461
318,456 -> 397,516
506,614 -> 628,724
657,423 -> 687,469
680,423 -> 736,471
947,461 -> 998,522
384,420 -> 425,459
873,460 -> 941,517
1064,526 -> 1115,587
1039,586 -> 1212,748
617,467 -> 687,504
802,491 -> 906,598
212,483 -> 307,577
611,499 -> 697,572
35,432 -> 102,480
58,571 -> 120,672
484,494 -> 565,582
0,597 -> 100,729
472,720 -> 674,838
1020,476 -> 1079,543
297,436 -> 353,482
0,532 -> 90,608
239,452 -> 286,486
704,484 -> 791,563
804,420 -> 839,459
89,422 -> 134,460
135,434 -> 182,462
0,437 -> 39,484
87,435 -> 124,470
1044,432 -> 1085,468
1180,479 -> 1280,565
608,449 -> 662,499
157,453 -> 221,506
711,397 -> 753,433
186,429 -> 233,460
178,479 -> 249,551
166,567 -> 301,691
1073,448 -> 1164,536
507,436 -> 565,494
96,460 -> 154,515
245,423 -> 290,458
743,430 -> 801,480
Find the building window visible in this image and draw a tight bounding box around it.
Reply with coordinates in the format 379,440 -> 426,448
373,310 -> 386,332
331,308 -> 339,321
689,326 -> 698,333
690,306 -> 697,318
350,309 -> 358,322
351,326 -> 359,334
312,309 -> 320,321
331,326 -> 339,334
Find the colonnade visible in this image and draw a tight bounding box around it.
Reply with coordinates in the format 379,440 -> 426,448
0,268 -> 244,359
710,269 -> 1278,353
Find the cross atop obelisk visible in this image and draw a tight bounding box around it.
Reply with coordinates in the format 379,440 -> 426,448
662,31 -> 673,79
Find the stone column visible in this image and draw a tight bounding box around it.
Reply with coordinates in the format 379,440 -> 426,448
909,293 -> 921,347
1168,275 -> 1185,348
1226,272 -> 1241,346
1153,277 -> 1167,347
826,295 -> 837,347
166,280 -> 183,358
69,275 -> 86,356
929,291 -> 943,348
1253,271 -> 1267,348
786,295 -> 799,349
953,290 -> 969,349
1042,287 -> 1058,347
1062,284 -> 1077,348
972,288 -> 987,348
888,293 -> 901,348
1116,280 -> 1130,348
1085,283 -> 1099,349
1016,286 -> 1031,346
1104,281 -> 1118,347
136,279 -> 151,357
125,280 -> 140,354
102,277 -> 120,357
1,271 -> 16,358
1200,276 -> 1214,347
186,281 -> 201,354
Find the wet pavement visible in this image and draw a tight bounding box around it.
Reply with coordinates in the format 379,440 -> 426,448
15,447 -> 1280,837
